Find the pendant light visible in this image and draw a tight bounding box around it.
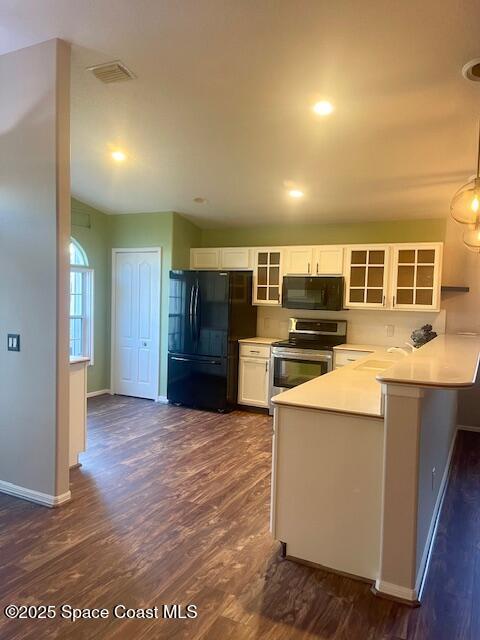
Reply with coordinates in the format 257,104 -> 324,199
450,120 -> 480,225
463,222 -> 480,251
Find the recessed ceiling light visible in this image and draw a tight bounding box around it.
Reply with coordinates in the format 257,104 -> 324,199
193,197 -> 208,204
111,150 -> 127,162
288,189 -> 304,199
312,101 -> 334,116
462,58 -> 480,82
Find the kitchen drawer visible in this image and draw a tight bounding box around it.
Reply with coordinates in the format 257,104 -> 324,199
239,343 -> 271,359
334,349 -> 373,368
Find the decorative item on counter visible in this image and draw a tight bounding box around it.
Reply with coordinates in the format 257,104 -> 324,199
410,324 -> 437,348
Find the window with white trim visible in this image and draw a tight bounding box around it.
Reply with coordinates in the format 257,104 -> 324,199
70,239 -> 94,361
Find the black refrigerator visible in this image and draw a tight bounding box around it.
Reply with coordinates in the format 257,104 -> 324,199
167,270 -> 257,411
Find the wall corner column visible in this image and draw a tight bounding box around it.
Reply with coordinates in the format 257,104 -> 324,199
375,383 -> 424,604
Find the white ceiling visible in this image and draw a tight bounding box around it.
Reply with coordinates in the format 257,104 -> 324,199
1,0 -> 480,227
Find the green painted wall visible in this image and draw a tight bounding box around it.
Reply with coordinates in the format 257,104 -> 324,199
172,214 -> 202,269
200,218 -> 447,247
109,212 -> 174,397
71,202 -> 201,397
71,198 -> 111,394
72,201 -> 447,397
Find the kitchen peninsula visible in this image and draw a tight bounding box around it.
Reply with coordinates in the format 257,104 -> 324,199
271,334 -> 480,604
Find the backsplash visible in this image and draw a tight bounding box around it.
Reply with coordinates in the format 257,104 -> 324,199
257,307 -> 447,347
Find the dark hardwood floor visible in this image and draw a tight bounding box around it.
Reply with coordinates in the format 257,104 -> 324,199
0,396 -> 479,639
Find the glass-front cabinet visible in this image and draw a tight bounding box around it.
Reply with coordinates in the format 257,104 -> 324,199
391,243 -> 442,311
345,246 -> 389,308
253,248 -> 283,305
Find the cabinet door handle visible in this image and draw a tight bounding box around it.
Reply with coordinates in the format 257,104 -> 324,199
392,295 -> 396,307
382,294 -> 385,306
265,361 -> 268,372
307,262 -> 310,274
316,262 -> 319,275
250,350 -> 260,354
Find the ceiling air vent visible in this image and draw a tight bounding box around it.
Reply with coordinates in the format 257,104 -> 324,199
87,60 -> 135,84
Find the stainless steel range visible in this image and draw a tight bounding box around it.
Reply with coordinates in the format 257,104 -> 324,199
269,318 -> 347,414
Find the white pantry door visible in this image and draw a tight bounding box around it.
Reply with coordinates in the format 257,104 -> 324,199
112,249 -> 161,399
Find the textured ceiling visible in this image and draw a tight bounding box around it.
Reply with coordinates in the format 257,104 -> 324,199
1,0 -> 480,227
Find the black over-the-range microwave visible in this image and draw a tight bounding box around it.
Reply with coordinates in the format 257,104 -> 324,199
282,276 -> 344,310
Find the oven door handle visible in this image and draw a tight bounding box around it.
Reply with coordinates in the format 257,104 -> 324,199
271,351 -> 332,362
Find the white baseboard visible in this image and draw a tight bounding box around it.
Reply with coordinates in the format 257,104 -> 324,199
457,424 -> 480,433
155,395 -> 169,404
87,389 -> 111,398
374,579 -> 417,602
0,480 -> 71,508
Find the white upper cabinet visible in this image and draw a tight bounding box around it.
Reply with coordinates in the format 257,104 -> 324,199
190,248 -> 220,270
220,247 -> 252,270
345,245 -> 390,308
344,242 -> 443,311
284,246 -> 314,275
190,247 -> 252,270
191,242 -> 443,311
315,246 -> 344,275
284,246 -> 343,275
253,248 -> 283,305
390,243 -> 442,311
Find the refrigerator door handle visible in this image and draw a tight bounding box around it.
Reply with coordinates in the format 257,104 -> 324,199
189,284 -> 195,342
194,281 -> 200,341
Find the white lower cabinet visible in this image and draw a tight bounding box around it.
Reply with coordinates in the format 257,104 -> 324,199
238,355 -> 270,408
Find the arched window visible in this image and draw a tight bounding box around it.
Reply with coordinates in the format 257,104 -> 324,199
70,238 -> 94,360
70,238 -> 88,266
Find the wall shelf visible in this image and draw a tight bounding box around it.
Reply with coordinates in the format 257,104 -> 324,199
441,285 -> 470,293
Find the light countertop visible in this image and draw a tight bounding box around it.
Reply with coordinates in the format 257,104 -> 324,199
333,343 -> 380,352
272,346 -> 401,418
70,356 -> 90,365
238,337 -> 281,345
272,335 -> 480,417
376,334 -> 480,388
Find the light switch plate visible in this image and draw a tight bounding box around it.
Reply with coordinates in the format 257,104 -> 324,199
7,334 -> 20,352
385,324 -> 395,337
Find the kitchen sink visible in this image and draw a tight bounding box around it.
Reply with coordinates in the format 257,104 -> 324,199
354,359 -> 392,372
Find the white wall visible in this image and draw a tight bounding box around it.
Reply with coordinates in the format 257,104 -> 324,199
0,39 -> 71,500
442,218 -> 480,427
257,307 -> 446,347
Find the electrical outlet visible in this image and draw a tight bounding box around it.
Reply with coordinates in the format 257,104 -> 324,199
264,317 -> 271,331
385,324 -> 395,337
7,334 -> 20,352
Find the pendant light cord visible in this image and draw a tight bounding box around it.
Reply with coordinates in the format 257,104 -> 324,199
477,119 -> 480,179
